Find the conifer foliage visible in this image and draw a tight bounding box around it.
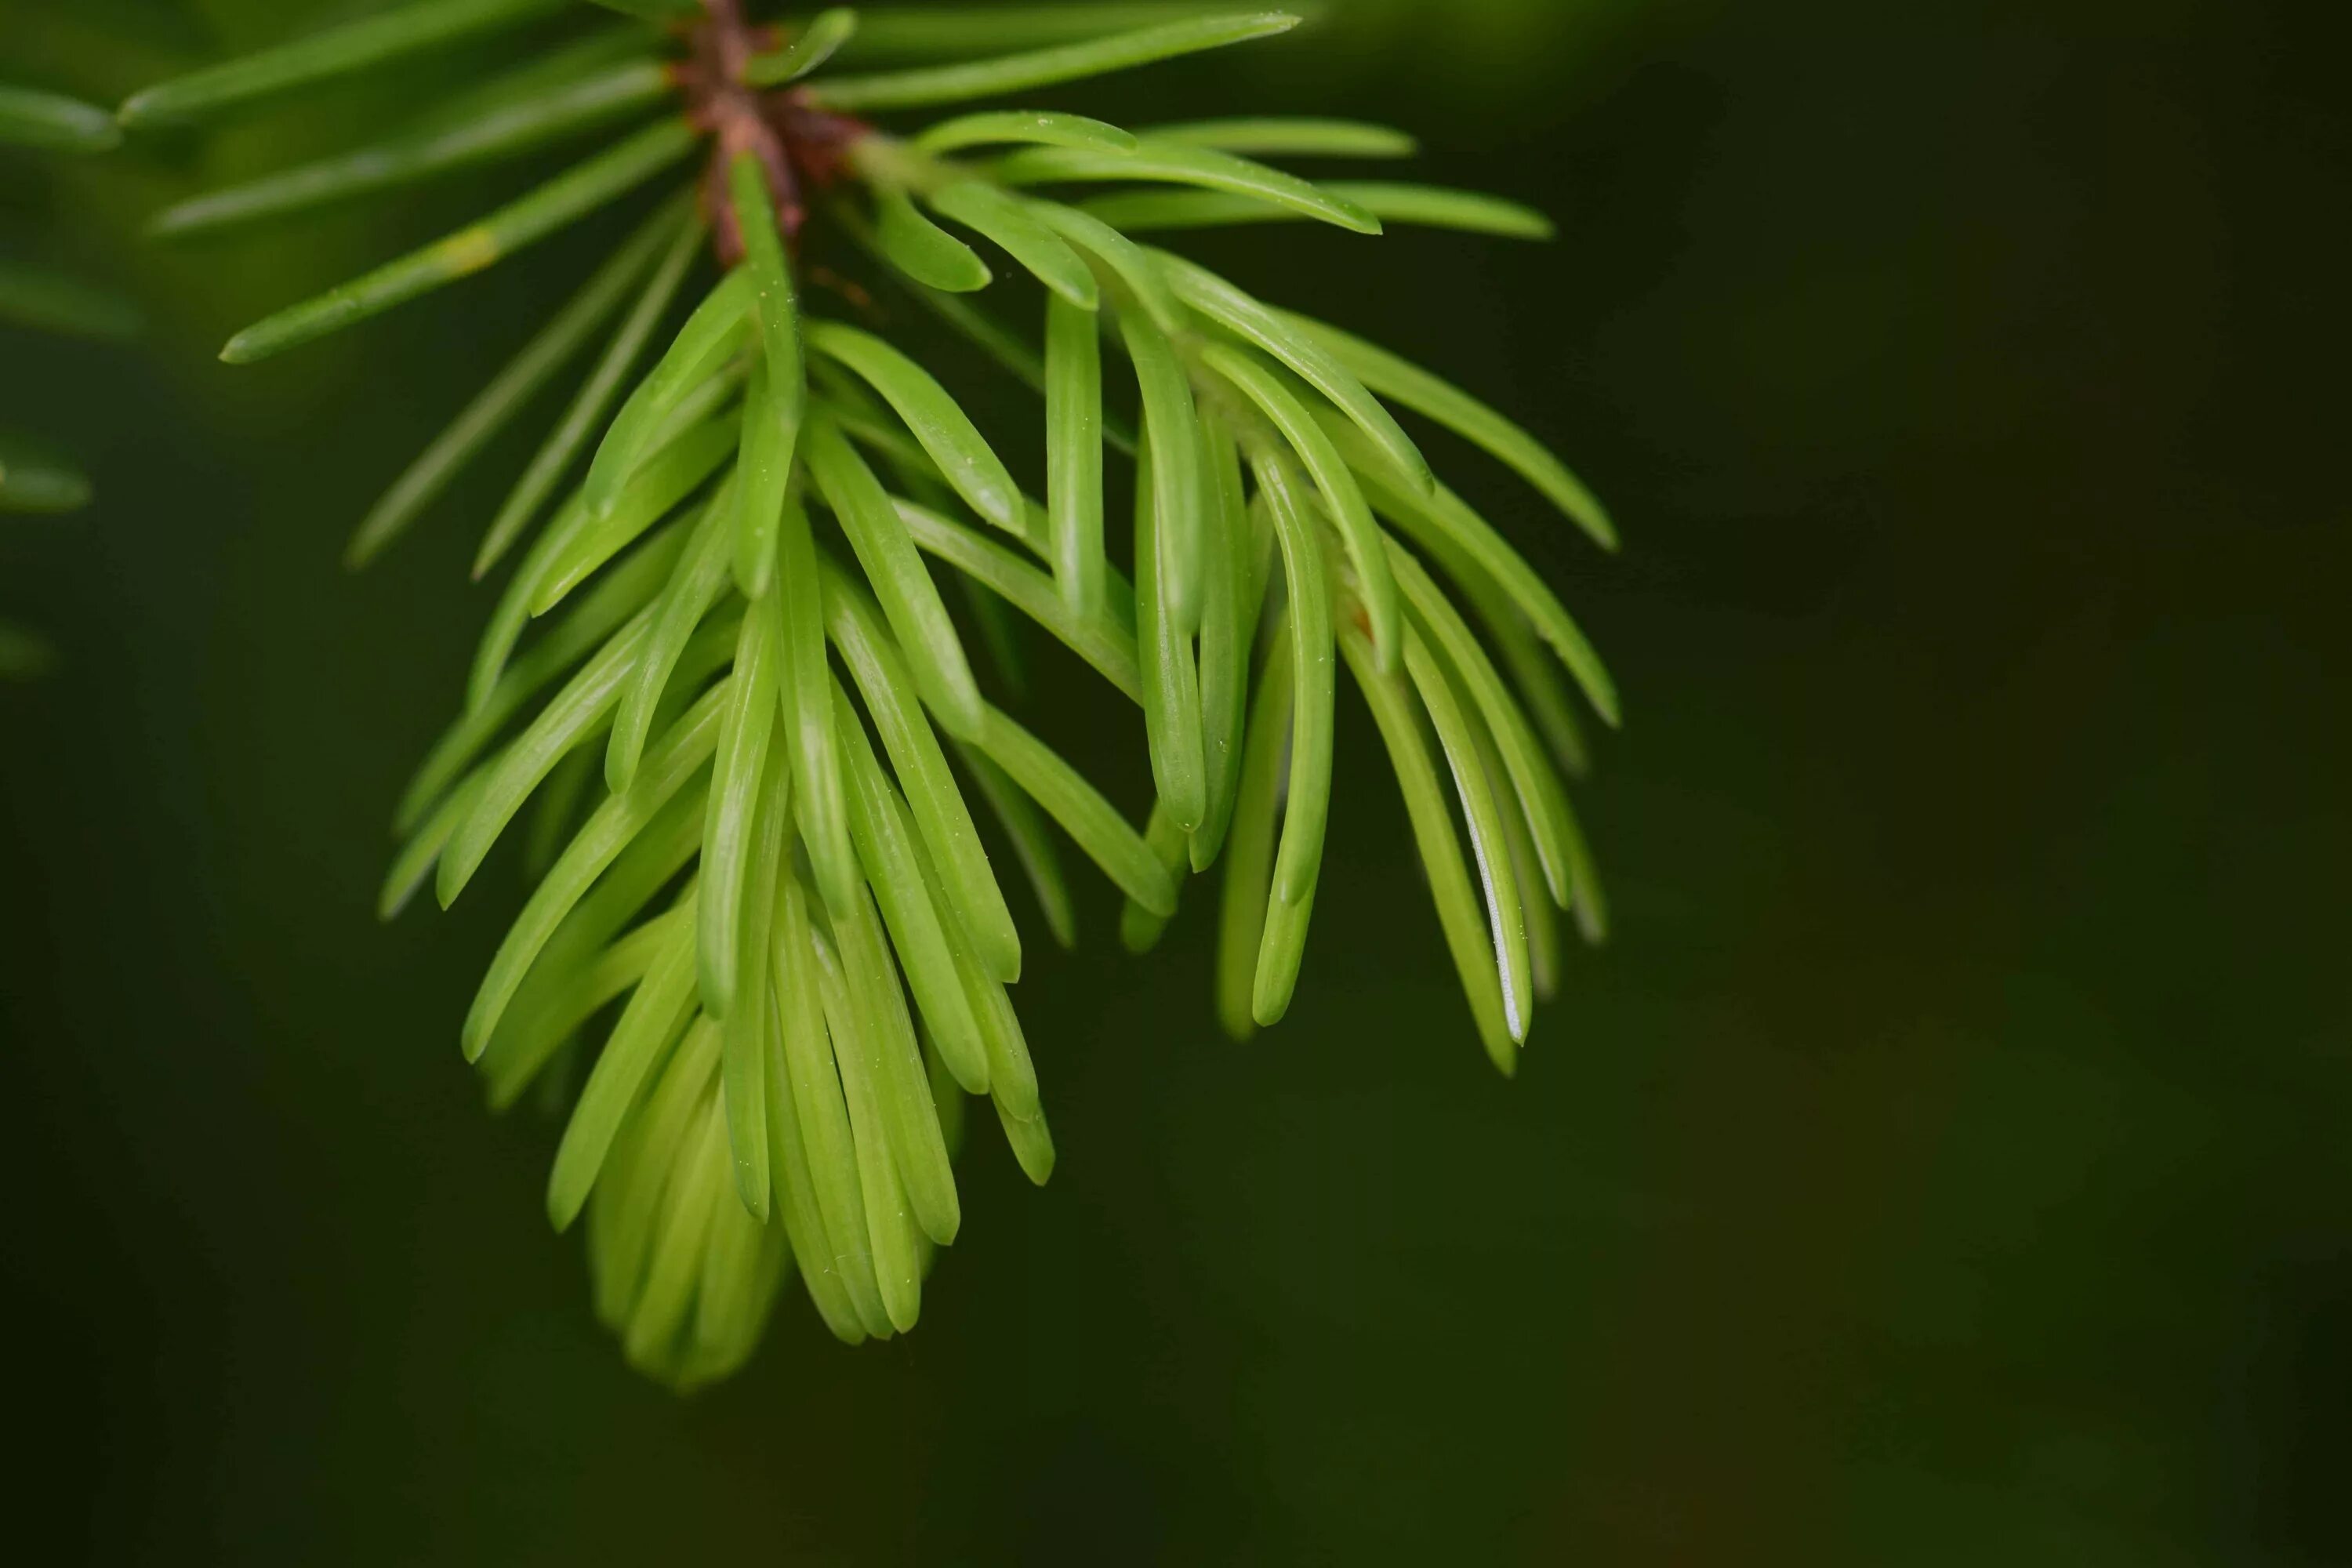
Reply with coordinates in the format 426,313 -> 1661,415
123,1 -> 1621,1387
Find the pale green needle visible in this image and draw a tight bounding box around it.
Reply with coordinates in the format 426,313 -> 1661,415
1138,117 -> 1415,158
580,268 -> 753,520
808,916 -> 924,1333
913,110 -> 1137,156
1025,199 -> 1185,335
406,497 -> 683,829
529,415 -> 737,615
927,181 -> 1099,309
901,822 -> 1041,1123
345,205 -> 666,568
1131,432 -> 1206,833
151,60 -> 668,238
548,898 -> 704,1229
1121,310 -> 1207,634
122,0 -> 572,127
439,611 -> 659,907
972,705 -> 1176,916
742,7 -> 859,86
833,692 -> 993,1095
1389,539 -> 1577,909
1403,629 -> 1532,1044
1215,617 -> 1290,1040
1337,622 -> 1516,1074
805,321 -> 1024,535
474,786 -> 704,1100
727,150 -> 809,597
1046,293 -> 1108,615
995,140 -> 1379,234
605,477 -> 736,793
1200,341 -> 1398,670
953,742 -> 1078,951
718,750 -> 789,1219
1326,412 -> 1620,726
1119,802 -> 1190,954
805,421 -> 985,739
890,497 -> 1143,701
590,993 -> 717,1322
475,200 -> 702,579
872,187 -> 993,292
822,565 -> 1023,984
1248,457 -> 1334,911
622,1094 -> 732,1369
807,13 -> 1301,112
826,882 -> 962,1248
1079,182 -> 1551,239
379,768 -> 492,921
778,492 -> 862,916
1189,416 -> 1260,871
220,120 -> 696,362
698,593 -> 783,1020
1155,250 -> 1432,493
1284,309 -> 1616,550
483,906 -> 684,1110
993,1097 -> 1057,1186
759,989 -> 868,1344
461,680 -> 731,1060
523,741 -> 597,878
773,877 -> 895,1338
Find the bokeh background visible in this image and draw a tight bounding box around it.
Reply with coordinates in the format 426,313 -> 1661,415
5,0 -> 2348,1561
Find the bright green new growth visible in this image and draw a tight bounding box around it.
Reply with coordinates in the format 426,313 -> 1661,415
132,0 -> 1621,1388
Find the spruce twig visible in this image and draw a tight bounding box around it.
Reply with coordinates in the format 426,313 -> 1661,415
124,0 -> 1621,1388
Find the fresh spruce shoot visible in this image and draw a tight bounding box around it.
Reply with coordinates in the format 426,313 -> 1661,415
124,0 -> 1621,1388
1,82 -> 137,677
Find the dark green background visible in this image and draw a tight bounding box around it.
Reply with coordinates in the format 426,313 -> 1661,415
4,1 -> 2347,1560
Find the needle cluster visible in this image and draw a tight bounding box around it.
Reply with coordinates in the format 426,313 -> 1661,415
120,0 -> 1620,1388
